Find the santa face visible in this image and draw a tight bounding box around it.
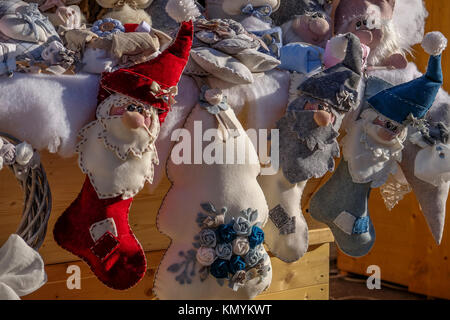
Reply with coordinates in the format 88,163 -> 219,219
279,96 -> 341,183
283,12 -> 331,47
415,143 -> 450,187
334,0 -> 405,68
77,93 -> 160,199
343,108 -> 406,187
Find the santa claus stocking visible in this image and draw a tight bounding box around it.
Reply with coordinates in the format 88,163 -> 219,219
53,19 -> 194,290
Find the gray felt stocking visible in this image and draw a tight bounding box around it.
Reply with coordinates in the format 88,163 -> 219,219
310,160 -> 376,257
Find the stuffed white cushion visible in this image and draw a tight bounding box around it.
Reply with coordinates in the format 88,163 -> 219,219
234,48 -> 280,73
190,47 -> 254,84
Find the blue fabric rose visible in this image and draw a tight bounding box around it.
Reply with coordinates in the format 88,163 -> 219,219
229,255 -> 246,274
199,229 -> 217,248
233,216 -> 252,236
215,243 -> 233,260
244,248 -> 264,267
210,259 -> 230,279
91,18 -> 125,38
217,223 -> 237,244
248,226 -> 264,249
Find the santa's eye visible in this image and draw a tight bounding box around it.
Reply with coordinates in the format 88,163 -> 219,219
137,106 -> 144,114
356,21 -> 362,30
127,104 -> 137,112
363,20 -> 367,26
385,121 -> 394,130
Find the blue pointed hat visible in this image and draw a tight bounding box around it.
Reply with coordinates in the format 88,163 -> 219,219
368,32 -> 448,124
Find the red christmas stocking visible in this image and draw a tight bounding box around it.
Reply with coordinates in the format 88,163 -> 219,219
53,177 -> 146,290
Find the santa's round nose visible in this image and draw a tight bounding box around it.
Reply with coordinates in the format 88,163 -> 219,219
314,110 -> 332,127
355,30 -> 373,45
308,18 -> 330,37
122,111 -> 145,129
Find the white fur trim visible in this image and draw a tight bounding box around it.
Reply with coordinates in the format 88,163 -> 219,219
165,0 -> 200,23
422,31 -> 448,56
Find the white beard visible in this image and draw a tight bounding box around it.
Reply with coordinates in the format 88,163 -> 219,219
343,113 -> 405,188
77,118 -> 159,200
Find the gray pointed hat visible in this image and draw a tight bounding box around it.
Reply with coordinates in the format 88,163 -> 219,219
298,32 -> 363,113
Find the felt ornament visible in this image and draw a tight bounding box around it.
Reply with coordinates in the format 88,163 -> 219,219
0,0 -> 60,44
278,0 -> 333,48
97,0 -> 154,25
260,33 -> 363,262
154,86 -> 272,299
311,32 -> 447,257
53,20 -> 194,290
330,0 -> 412,70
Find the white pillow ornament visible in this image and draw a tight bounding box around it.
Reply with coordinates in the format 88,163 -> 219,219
154,83 -> 272,299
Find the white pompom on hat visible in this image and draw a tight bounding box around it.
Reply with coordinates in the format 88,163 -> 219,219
166,0 -> 201,23
422,31 -> 448,56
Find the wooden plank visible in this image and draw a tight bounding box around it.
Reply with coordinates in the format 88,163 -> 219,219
256,284 -> 329,300
23,244 -> 329,300
266,243 -> 329,294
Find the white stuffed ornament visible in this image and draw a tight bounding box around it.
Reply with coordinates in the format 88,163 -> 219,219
97,0 -> 154,25
154,0 -> 272,300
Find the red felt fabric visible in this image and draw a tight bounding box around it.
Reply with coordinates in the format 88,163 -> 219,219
98,21 -> 194,123
53,177 -> 146,290
124,24 -> 139,33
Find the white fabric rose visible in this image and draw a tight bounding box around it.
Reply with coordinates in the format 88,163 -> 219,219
232,236 -> 250,256
196,246 -> 217,267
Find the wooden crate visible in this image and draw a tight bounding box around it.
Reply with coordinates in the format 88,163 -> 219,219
0,151 -> 333,300
337,0 -> 450,300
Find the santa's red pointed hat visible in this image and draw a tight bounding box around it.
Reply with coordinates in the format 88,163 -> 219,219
97,20 -> 194,123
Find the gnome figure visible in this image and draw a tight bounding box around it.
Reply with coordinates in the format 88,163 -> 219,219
258,33 -> 363,262
310,31 -> 448,257
53,21 -> 194,290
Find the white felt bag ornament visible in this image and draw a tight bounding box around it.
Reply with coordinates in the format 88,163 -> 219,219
154,99 -> 272,300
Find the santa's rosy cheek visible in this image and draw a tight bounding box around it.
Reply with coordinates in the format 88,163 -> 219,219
144,116 -> 152,128
304,102 -> 318,111
110,106 -> 126,116
376,127 -> 399,141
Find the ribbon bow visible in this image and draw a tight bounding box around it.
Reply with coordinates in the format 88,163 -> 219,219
241,4 -> 273,23
150,81 -> 178,105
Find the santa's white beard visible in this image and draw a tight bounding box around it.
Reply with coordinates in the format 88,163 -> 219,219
343,119 -> 404,188
367,20 -> 407,67
77,118 -> 159,200
100,116 -> 159,160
